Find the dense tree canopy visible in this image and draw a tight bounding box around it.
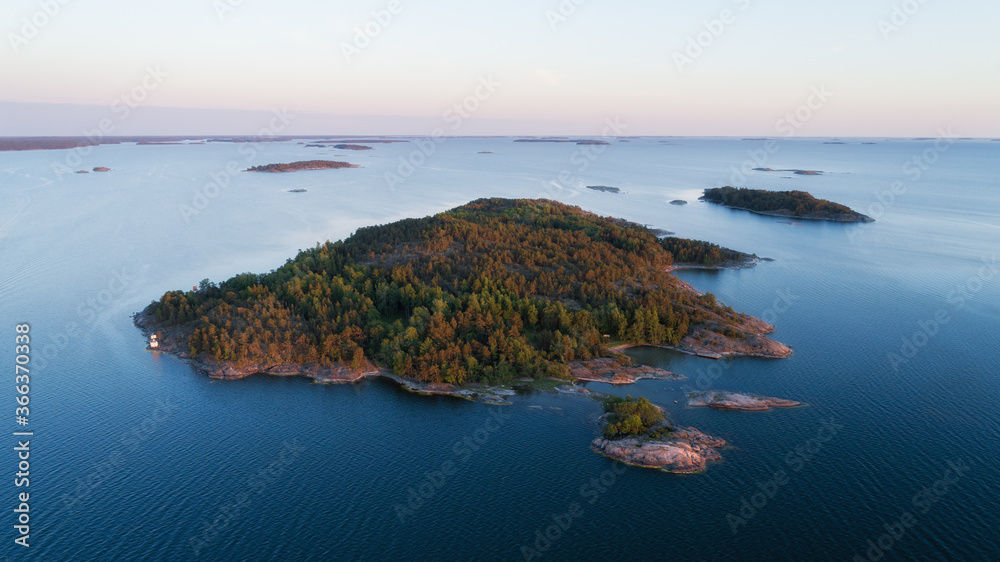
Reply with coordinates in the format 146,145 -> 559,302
149,198 -> 753,385
602,395 -> 666,439
659,237 -> 753,267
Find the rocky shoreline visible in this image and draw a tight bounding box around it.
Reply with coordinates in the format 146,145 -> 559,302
591,409 -> 726,473
701,200 -> 874,223
733,206 -> 874,223
568,358 -> 685,384
134,307 -> 794,474
609,308 -> 792,360
134,308 -> 687,405
667,255 -> 765,272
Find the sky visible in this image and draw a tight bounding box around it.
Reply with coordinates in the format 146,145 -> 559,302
1,0 -> 997,137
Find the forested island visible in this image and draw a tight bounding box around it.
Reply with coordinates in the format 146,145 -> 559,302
245,160 -> 358,173
701,187 -> 874,222
136,198 -> 790,389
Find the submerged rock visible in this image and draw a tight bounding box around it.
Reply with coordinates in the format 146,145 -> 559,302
688,390 -> 801,411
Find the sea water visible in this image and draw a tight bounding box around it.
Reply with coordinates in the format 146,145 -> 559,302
1,137 -> 998,560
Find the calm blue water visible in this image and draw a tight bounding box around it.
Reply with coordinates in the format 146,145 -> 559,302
1,137 -> 998,561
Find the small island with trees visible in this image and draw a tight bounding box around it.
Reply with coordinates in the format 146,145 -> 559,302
245,160 -> 359,173
701,186 -> 874,222
591,395 -> 726,473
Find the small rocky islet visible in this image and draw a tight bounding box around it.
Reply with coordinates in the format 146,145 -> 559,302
687,390 -> 801,411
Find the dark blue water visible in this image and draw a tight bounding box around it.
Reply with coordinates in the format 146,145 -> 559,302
2,137 -> 998,560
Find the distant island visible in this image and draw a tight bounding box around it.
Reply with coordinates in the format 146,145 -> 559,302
325,139 -> 409,144
701,187 -> 874,222
752,168 -> 823,175
0,136 -> 410,152
135,198 -> 790,393
333,144 -> 373,151
585,185 -> 621,193
514,139 -> 611,145
245,160 -> 358,173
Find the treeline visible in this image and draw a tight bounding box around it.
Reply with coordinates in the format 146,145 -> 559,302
702,186 -> 860,217
602,395 -> 666,439
659,237 -> 752,267
149,198 -> 752,385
